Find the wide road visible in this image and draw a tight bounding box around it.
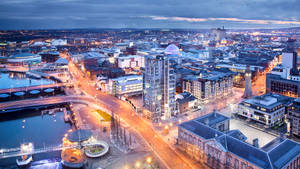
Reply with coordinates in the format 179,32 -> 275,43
64,53 -> 207,169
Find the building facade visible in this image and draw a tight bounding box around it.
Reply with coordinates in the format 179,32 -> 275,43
266,73 -> 300,98
182,71 -> 234,103
288,98 -> 300,137
116,55 -> 145,69
266,48 -> 300,98
175,92 -> 198,114
107,75 -> 143,97
237,93 -> 293,127
178,112 -> 300,169
143,54 -> 177,121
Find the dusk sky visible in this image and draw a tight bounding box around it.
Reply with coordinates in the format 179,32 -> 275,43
1,0 -> 300,30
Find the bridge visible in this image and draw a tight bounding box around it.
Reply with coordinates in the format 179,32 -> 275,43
0,83 -> 71,94
0,141 -> 109,159
0,83 -> 73,102
0,68 -> 63,82
0,95 -> 94,112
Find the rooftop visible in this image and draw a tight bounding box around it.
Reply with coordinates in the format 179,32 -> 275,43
10,53 -> 40,59
176,92 -> 197,104
179,112 -> 300,169
164,44 -> 180,55
241,93 -> 294,110
195,111 -> 229,127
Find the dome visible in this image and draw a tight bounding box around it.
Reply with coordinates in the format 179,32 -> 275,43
164,44 -> 180,55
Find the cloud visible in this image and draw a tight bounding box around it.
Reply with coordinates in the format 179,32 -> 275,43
1,0 -> 300,29
143,16 -> 300,25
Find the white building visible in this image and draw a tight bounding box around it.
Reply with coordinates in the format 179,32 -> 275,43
51,39 -> 67,46
71,52 -> 107,63
116,55 -> 144,68
237,93 -> 287,127
107,75 -> 143,97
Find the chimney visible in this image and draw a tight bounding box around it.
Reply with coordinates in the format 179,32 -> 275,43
213,109 -> 217,117
253,138 -> 259,148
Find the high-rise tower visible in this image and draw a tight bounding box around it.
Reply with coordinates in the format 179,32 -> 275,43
243,65 -> 252,98
143,44 -> 178,122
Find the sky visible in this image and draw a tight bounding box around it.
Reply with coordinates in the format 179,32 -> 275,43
1,0 -> 300,30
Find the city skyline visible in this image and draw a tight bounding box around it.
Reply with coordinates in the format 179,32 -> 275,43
1,0 -> 300,30
0,1 -> 300,168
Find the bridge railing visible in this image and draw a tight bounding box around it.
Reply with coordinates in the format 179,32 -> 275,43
0,141 -> 105,159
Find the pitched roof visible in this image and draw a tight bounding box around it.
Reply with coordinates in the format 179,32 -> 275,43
178,114 -> 300,169
195,111 -> 229,127
268,139 -> 300,169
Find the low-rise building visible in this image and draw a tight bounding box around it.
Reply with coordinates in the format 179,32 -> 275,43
175,92 -> 198,114
178,111 -> 300,169
237,93 -> 293,127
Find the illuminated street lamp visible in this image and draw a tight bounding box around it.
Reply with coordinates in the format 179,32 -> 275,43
123,165 -> 130,169
135,161 -> 141,168
146,156 -> 152,164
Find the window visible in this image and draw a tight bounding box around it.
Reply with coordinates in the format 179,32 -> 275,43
241,162 -> 246,169
234,159 -> 239,169
227,155 -> 232,166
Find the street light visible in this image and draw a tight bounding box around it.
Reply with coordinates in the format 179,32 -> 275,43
123,165 -> 130,169
135,161 -> 141,168
146,156 -> 152,164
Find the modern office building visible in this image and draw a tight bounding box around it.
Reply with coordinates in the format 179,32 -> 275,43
266,44 -> 300,98
107,75 -> 143,97
237,93 -> 293,127
178,111 -> 300,169
143,44 -> 178,121
182,71 -> 234,103
288,98 -> 300,137
266,73 -> 300,98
